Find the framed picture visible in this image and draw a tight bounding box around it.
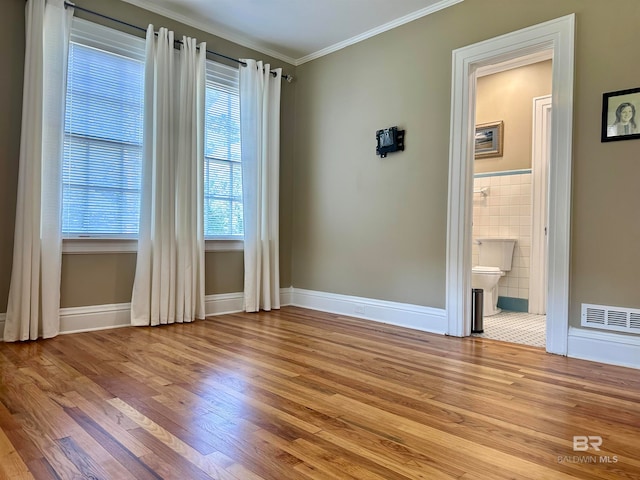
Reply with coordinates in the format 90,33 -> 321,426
475,121 -> 504,159
601,87 -> 640,142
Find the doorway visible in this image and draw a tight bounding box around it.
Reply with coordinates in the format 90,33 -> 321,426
470,64 -> 551,348
445,15 -> 575,355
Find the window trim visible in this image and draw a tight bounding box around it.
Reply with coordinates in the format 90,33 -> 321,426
204,61 -> 243,239
62,238 -> 243,254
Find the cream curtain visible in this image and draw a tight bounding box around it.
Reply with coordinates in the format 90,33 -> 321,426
239,59 -> 282,312
131,26 -> 206,326
4,0 -> 72,341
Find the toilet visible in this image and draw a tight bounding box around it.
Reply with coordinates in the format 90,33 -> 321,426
472,238 -> 517,317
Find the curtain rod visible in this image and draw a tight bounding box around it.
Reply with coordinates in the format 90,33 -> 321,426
62,1 -> 293,82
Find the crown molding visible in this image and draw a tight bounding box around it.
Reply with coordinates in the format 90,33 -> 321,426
121,0 -> 462,67
120,0 -> 298,65
294,0 -> 464,65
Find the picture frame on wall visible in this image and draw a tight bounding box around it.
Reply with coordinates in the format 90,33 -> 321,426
474,121 -> 504,159
601,87 -> 640,142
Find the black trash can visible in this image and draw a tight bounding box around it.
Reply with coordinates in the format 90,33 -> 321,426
472,288 -> 484,333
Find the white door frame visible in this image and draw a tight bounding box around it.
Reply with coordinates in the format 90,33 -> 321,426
446,14 -> 575,355
529,95 -> 552,314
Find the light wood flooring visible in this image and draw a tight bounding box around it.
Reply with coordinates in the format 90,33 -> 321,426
1,306 -> 639,479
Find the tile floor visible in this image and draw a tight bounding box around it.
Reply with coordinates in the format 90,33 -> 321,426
472,310 -> 546,348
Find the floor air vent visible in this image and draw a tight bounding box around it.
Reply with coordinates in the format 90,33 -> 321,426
582,303 -> 640,334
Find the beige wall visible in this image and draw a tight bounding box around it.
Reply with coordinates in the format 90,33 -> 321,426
475,60 -> 552,174
293,0 -> 640,327
292,26 -> 450,307
0,0 -> 295,310
59,251 -> 244,308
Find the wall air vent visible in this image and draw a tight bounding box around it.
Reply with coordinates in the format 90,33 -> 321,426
581,304 -> 640,334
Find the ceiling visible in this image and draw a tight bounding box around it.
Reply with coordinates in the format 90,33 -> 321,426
121,0 -> 462,65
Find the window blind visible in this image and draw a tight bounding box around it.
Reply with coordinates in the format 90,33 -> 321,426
62,19 -> 145,237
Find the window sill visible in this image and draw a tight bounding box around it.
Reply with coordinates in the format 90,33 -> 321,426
62,238 -> 244,254
62,238 -> 137,254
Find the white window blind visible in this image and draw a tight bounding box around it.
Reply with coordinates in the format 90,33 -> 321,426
204,61 -> 243,238
62,18 -> 145,237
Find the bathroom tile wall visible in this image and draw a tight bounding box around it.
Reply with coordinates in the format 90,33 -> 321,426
472,171 -> 532,301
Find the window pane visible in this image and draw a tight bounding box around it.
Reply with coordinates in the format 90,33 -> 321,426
62,135 -> 141,235
62,41 -> 144,237
204,64 -> 242,238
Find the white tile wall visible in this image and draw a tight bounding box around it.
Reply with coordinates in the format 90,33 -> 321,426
472,172 -> 532,300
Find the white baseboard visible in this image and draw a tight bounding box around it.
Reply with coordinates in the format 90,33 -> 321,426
568,326 -> 640,370
60,303 -> 131,335
5,298 -> 640,371
567,327 -> 640,368
60,292 -> 248,335
205,289 -> 294,314
0,289 -> 293,340
0,294 -> 245,338
205,292 -> 244,316
290,288 -> 447,335
280,287 -> 293,306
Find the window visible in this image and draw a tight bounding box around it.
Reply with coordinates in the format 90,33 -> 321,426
62,19 -> 243,244
204,62 -> 243,238
62,19 -> 145,238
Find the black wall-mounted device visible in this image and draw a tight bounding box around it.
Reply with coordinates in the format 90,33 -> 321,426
376,126 -> 405,158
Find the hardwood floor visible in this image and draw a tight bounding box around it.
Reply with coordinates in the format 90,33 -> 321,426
1,306 -> 639,479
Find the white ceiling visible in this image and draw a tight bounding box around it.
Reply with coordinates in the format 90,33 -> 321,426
121,0 -> 462,65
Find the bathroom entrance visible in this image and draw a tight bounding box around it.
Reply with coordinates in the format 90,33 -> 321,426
470,59 -> 552,347
445,14 -> 575,355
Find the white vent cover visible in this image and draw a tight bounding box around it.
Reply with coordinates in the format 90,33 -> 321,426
582,303 -> 640,334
